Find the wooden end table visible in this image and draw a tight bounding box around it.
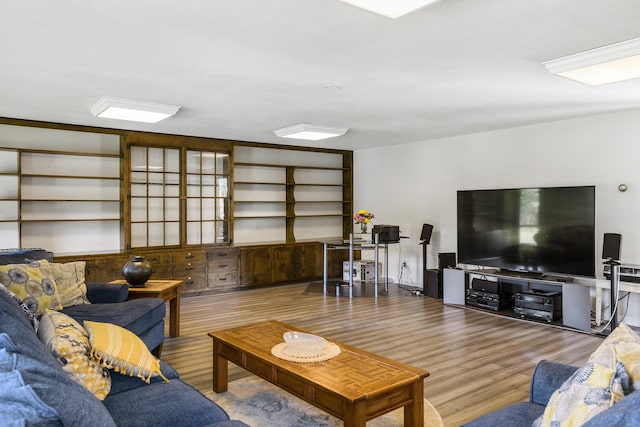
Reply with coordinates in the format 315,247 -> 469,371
209,320 -> 429,427
110,279 -> 183,338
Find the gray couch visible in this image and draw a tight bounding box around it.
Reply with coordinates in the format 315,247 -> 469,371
0,248 -> 247,427
462,359 -> 640,427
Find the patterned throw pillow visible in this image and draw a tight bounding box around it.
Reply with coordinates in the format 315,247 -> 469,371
533,323 -> 640,427
50,261 -> 91,307
588,322 -> 640,390
38,310 -> 111,400
534,346 -> 628,427
84,320 -> 168,384
0,259 -> 62,315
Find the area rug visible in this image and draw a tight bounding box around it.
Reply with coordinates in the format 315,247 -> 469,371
206,376 -> 443,427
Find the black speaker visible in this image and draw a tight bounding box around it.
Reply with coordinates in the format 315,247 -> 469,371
438,252 -> 456,270
603,233 -> 622,261
420,224 -> 434,244
471,278 -> 499,294
424,269 -> 442,298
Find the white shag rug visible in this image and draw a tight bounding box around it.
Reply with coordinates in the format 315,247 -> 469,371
206,376 -> 443,427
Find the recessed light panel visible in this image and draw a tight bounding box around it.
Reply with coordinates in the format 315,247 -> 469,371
89,96 -> 181,123
544,37 -> 640,86
274,123 -> 349,141
340,0 -> 441,19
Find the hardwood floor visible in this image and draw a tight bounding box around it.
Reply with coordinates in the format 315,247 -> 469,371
161,283 -> 603,426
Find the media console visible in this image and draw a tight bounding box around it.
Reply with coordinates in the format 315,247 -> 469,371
443,268 -> 592,332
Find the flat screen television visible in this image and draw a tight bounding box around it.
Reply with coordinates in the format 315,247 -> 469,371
457,186 -> 595,278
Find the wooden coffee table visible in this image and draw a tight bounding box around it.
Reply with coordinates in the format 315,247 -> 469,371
208,320 -> 429,427
110,279 -> 183,337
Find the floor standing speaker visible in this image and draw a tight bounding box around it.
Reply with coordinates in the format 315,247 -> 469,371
424,269 -> 442,298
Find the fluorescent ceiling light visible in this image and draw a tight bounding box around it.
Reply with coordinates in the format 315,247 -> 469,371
543,37 -> 640,86
274,123 -> 348,141
89,96 -> 181,123
340,0 -> 441,19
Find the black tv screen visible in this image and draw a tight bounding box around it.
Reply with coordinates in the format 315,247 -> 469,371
457,186 -> 595,277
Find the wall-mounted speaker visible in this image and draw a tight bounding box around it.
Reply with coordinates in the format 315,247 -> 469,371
603,233 -> 622,261
420,224 -> 434,243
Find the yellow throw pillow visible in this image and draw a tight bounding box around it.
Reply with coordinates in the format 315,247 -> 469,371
38,310 -> 111,400
589,322 -> 640,390
84,320 -> 168,384
0,259 -> 62,315
50,261 -> 91,307
535,346 -> 627,427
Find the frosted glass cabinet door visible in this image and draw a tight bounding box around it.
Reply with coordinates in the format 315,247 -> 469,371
129,146 -> 231,248
129,146 -> 181,248
185,150 -> 230,245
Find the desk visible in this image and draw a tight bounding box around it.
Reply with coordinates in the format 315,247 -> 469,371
110,279 -> 183,337
323,234 -> 396,298
595,278 -> 640,326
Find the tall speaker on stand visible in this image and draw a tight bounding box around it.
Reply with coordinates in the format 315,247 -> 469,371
419,224 -> 434,297
603,233 -> 622,332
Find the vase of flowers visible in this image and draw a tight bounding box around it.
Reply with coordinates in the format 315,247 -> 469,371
354,209 -> 375,234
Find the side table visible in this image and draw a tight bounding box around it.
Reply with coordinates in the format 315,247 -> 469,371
109,279 -> 183,337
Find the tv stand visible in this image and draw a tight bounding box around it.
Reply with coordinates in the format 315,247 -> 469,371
442,268 -> 592,332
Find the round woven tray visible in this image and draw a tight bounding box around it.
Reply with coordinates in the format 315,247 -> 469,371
271,342 -> 341,363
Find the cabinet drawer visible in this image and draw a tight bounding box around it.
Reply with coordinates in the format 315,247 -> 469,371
208,272 -> 238,289
209,258 -> 237,272
208,247 -> 237,259
172,250 -> 206,263
142,253 -> 172,265
172,261 -> 206,276
150,263 -> 172,279
182,274 -> 208,292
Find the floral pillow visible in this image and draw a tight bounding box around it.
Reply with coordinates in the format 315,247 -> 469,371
50,261 -> 91,307
534,322 -> 640,427
0,259 -> 62,315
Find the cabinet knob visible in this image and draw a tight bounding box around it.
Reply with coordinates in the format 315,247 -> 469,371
185,253 -> 193,258
219,264 -> 227,268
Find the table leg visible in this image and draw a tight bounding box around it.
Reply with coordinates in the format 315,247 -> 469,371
404,379 -> 425,427
323,242 -> 328,295
169,289 -> 180,337
595,287 -> 600,326
212,339 -> 228,393
343,400 -> 366,427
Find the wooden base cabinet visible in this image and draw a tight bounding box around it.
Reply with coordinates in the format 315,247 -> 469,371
238,242 -> 327,287
207,248 -> 238,292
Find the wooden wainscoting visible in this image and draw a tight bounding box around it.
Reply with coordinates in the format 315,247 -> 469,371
161,283 -> 602,426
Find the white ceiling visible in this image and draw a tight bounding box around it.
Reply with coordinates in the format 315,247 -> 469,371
2,0 -> 640,151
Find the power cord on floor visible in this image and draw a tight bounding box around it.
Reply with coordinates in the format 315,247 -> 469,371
398,261 -> 416,287
592,291 -> 630,334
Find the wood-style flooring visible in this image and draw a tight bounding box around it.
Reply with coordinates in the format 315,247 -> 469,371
161,283 -> 603,426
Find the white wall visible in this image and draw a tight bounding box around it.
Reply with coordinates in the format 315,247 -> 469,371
354,108 -> 640,325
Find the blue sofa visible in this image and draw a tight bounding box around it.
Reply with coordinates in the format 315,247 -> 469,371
0,248 -> 166,354
462,359 -> 640,427
0,248 -> 247,427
